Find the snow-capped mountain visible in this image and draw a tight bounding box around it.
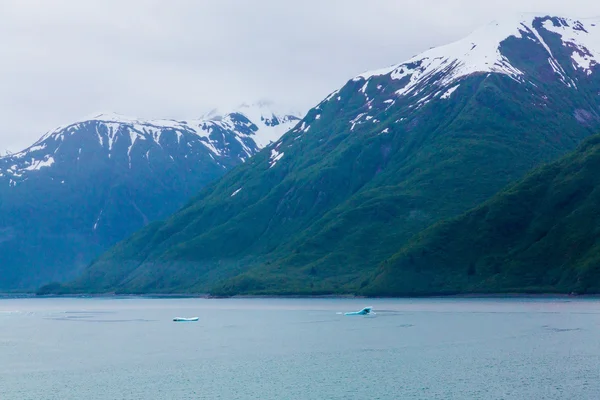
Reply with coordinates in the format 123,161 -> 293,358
265,15 -> 600,175
202,100 -> 303,148
349,14 -> 600,105
64,14 -> 600,296
0,104 -> 300,187
0,103 -> 301,290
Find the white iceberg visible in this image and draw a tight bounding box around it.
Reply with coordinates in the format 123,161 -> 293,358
344,306 -> 375,316
173,317 -> 199,322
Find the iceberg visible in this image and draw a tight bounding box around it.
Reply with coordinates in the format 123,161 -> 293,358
173,317 -> 199,322
344,306 -> 375,316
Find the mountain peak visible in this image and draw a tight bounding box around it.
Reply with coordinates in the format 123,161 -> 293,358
82,112 -> 189,128
197,101 -> 301,148
352,14 -> 600,97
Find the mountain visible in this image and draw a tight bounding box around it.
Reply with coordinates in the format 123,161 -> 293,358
63,14 -> 600,296
365,134 -> 600,296
0,104 -> 300,290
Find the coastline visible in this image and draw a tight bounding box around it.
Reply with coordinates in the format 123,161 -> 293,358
1,292 -> 597,300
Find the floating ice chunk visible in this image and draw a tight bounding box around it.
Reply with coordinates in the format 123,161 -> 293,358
173,317 -> 199,322
344,306 -> 376,316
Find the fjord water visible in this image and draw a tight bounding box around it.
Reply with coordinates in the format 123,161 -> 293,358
1,298 -> 599,399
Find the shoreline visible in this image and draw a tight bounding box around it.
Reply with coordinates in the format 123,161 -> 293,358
1,292 -> 597,300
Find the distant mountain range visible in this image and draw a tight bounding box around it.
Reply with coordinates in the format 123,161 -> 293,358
0,103 -> 301,290
59,14 -> 600,296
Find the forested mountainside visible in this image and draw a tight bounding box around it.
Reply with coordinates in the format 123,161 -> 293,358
366,134 -> 600,296
60,15 -> 600,295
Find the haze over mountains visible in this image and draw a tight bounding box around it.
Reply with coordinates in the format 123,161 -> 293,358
0,103 -> 301,290
53,14 -> 600,295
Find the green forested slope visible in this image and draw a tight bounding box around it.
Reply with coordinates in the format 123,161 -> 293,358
366,134 -> 600,295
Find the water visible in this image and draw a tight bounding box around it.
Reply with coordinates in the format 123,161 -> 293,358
1,297 -> 599,399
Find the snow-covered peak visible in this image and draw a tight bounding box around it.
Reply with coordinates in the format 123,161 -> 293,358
52,112 -> 192,133
200,101 -> 301,148
353,15 -> 600,95
87,112 -> 146,123
232,101 -> 301,147
0,101 -> 304,184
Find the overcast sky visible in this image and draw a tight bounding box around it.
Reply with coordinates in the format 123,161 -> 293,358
1,0 -> 600,153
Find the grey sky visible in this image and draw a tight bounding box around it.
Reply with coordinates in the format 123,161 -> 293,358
1,0 -> 600,153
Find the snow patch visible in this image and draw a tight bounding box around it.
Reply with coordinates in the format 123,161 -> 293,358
269,148 -> 284,168
360,81 -> 369,93
93,209 -> 104,231
23,156 -> 55,171
350,113 -> 367,131
441,85 -> 460,99
323,90 -> 340,103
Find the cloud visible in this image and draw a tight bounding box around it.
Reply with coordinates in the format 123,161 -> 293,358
1,0 -> 600,152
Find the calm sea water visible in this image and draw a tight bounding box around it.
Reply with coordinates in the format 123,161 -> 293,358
1,297 -> 599,399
